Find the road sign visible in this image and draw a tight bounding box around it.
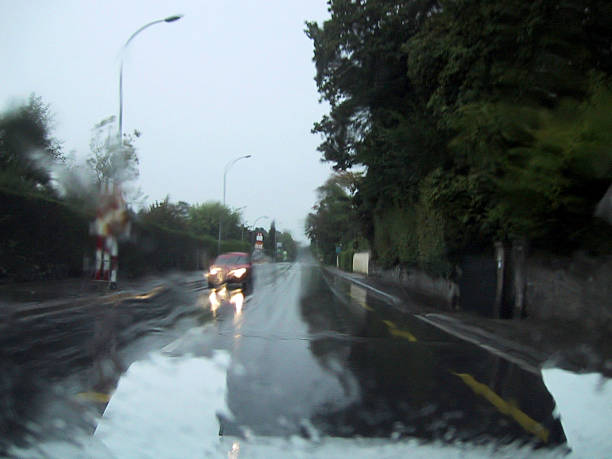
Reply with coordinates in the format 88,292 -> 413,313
255,232 -> 264,250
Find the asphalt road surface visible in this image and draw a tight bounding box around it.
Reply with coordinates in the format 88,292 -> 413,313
1,254 -> 569,456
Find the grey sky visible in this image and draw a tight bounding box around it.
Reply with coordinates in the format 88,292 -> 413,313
1,0 -> 332,240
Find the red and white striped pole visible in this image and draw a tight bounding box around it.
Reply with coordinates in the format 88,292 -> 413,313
94,181 -> 110,281
94,235 -> 105,280
92,180 -> 128,289
109,236 -> 118,287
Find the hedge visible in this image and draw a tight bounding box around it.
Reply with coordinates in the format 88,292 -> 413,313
1,188 -> 250,281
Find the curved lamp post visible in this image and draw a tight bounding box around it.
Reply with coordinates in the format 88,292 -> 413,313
118,14 -> 183,143
101,15 -> 181,289
218,155 -> 252,252
253,215 -> 270,228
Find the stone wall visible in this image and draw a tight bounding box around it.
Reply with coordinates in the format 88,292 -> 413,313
369,250 -> 612,331
525,253 -> 612,330
370,264 -> 459,310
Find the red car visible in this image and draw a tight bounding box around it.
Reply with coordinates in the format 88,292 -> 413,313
206,252 -> 253,291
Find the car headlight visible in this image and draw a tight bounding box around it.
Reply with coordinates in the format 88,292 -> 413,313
228,268 -> 247,279
209,267 -> 221,275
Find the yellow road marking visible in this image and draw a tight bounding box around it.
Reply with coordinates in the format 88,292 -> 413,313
102,285 -> 167,305
352,298 -> 373,311
452,372 -> 550,443
349,285 -> 374,311
132,285 -> 167,300
383,320 -> 418,342
75,392 -> 112,403
360,302 -> 374,311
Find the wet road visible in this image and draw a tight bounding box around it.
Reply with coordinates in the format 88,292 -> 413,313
165,259 -> 564,447
2,257 -> 568,454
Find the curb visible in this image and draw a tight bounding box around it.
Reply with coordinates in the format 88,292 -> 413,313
8,284 -> 170,320
3,272 -> 208,321
325,267 -> 401,305
324,266 -> 546,374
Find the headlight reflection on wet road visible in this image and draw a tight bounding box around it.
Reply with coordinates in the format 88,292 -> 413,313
207,286 -> 245,318
231,291 -> 244,314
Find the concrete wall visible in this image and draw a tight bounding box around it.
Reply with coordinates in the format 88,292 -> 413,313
364,246 -> 612,330
353,251 -> 370,275
370,264 -> 459,310
525,253 -> 612,331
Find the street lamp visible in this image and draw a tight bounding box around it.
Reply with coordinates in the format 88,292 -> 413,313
101,15 -> 181,290
118,14 -> 183,143
218,155 -> 252,252
233,206 -> 247,240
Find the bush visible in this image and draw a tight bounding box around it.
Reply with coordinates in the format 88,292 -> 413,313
372,199 -> 450,277
338,249 -> 354,272
0,187 -> 91,281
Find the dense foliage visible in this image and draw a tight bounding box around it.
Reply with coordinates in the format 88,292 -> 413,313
306,172 -> 368,265
307,0 -> 612,272
0,94 -> 63,192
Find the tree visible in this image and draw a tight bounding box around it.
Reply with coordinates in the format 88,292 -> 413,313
189,201 -> 242,240
85,115 -> 143,208
139,196 -> 189,231
265,221 -> 276,258
86,116 -> 140,185
0,94 -> 63,191
306,0 -> 450,267
276,230 -> 298,261
482,80 -> 612,247
305,0 -> 438,171
406,0 -> 612,122
309,0 -> 612,268
305,172 -> 363,263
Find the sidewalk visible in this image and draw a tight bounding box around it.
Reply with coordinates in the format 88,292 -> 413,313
325,266 -> 611,377
0,271 -> 206,319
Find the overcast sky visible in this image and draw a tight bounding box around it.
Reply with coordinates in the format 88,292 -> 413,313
0,0 -> 332,241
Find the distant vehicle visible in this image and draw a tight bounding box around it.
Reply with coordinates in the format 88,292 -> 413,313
206,252 -> 253,291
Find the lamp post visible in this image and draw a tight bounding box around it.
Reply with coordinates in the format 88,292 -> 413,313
253,215 -> 270,228
232,206 -> 247,240
99,15 -> 182,290
118,14 -> 183,143
218,155 -> 252,252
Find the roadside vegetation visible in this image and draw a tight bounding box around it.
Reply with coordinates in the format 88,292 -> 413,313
305,0 -> 612,274
0,95 -> 295,281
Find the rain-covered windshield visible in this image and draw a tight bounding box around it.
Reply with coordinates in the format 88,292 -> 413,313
1,1 -> 611,458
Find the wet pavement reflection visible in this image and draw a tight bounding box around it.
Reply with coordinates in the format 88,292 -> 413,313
191,261 -> 565,448
1,260 -> 572,454
302,267 -> 564,446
